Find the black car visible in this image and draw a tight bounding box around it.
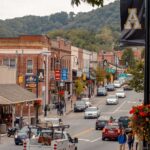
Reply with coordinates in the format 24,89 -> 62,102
95,116 -> 109,130
14,126 -> 37,145
74,101 -> 87,112
106,84 -> 115,91
118,116 -> 130,129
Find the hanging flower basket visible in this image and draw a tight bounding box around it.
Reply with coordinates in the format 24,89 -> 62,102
34,99 -> 42,107
129,104 -> 150,143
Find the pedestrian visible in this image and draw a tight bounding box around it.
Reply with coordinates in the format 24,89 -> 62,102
118,129 -> 127,150
134,133 -> 139,150
127,131 -> 134,150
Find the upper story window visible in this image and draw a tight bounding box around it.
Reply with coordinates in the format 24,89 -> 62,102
26,60 -> 33,73
3,58 -> 16,68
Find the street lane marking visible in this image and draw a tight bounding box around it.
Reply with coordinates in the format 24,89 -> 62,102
91,137 -> 101,143
79,139 -> 90,142
112,100 -> 127,114
73,128 -> 94,137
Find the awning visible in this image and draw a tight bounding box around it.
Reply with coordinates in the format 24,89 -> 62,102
0,84 -> 37,105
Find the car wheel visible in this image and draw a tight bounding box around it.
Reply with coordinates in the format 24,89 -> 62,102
95,127 -> 98,130
84,116 -> 86,119
15,142 -> 19,145
102,137 -> 105,141
75,147 -> 77,150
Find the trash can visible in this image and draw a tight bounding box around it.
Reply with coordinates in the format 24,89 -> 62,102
0,124 -> 7,134
31,117 -> 36,125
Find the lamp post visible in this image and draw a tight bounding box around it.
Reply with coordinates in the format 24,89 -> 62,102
40,51 -> 54,117
88,54 -> 92,98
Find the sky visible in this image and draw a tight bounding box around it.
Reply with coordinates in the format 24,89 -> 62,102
0,0 -> 115,20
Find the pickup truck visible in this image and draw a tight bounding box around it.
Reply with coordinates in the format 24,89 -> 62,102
26,125 -> 78,150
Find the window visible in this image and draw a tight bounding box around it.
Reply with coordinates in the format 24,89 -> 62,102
3,58 -> 16,68
27,60 -> 33,73
3,59 -> 9,66
10,59 -> 16,68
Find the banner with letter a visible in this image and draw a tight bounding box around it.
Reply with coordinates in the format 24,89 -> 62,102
120,0 -> 145,47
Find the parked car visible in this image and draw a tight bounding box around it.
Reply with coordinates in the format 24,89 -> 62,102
84,107 -> 100,119
106,84 -> 115,91
118,116 -> 130,129
95,116 -> 110,130
116,89 -> 126,98
123,84 -> 133,91
113,80 -> 121,88
14,126 -> 38,145
106,95 -> 119,105
74,101 -> 87,112
81,97 -> 92,107
97,87 -> 107,96
102,122 -> 121,141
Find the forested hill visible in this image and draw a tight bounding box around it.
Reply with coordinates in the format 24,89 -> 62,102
0,0 -> 120,36
0,0 -> 120,51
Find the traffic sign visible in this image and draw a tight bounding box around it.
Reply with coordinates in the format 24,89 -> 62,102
55,70 -> 61,80
61,68 -> 68,80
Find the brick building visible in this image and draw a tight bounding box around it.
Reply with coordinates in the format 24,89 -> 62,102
0,35 -> 71,107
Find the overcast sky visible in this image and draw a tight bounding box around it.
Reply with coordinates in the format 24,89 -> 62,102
0,0 -> 115,20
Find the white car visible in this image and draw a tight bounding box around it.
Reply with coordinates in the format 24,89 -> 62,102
106,95 -> 119,105
84,107 -> 100,119
81,97 -> 92,107
116,89 -> 126,98
113,80 -> 121,88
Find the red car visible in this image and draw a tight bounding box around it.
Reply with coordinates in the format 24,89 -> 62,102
102,123 -> 121,141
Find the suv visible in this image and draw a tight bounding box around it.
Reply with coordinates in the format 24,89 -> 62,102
118,116 -> 130,129
74,101 -> 86,112
97,87 -> 107,96
102,123 -> 121,141
95,116 -> 109,130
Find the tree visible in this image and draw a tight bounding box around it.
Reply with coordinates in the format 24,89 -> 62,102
121,48 -> 135,68
75,79 -> 85,97
95,66 -> 106,86
71,0 -> 104,6
129,61 -> 144,92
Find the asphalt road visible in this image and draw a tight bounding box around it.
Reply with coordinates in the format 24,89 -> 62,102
0,89 -> 143,150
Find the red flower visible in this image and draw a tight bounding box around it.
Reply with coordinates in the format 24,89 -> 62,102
129,108 -> 135,114
139,112 -> 147,117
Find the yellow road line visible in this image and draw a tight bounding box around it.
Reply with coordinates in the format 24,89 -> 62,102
73,128 -> 94,137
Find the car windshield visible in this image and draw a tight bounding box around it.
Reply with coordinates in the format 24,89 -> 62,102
106,125 -> 119,129
108,95 -> 116,99
98,88 -> 105,92
107,84 -> 114,88
114,81 -> 120,84
81,98 -> 89,101
76,101 -> 85,105
86,107 -> 97,111
117,90 -> 124,93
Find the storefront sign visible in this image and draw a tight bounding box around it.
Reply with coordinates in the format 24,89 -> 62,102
25,75 -> 37,88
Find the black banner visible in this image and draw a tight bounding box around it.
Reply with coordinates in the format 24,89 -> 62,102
120,0 -> 145,46
37,69 -> 44,82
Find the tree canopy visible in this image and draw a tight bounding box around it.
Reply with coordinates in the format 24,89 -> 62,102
71,0 -> 104,6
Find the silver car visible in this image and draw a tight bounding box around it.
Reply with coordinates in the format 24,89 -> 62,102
84,107 -> 100,119
106,95 -> 119,105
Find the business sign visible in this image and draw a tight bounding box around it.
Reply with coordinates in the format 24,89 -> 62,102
37,69 -> 44,82
25,75 -> 37,88
120,0 -> 145,46
61,68 -> 68,81
55,70 -> 61,81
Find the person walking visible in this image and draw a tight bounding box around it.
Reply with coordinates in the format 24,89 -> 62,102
127,131 -> 134,150
134,133 -> 139,150
118,129 -> 127,150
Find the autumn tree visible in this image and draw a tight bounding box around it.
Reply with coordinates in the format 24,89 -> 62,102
121,48 -> 135,68
96,66 -> 106,86
75,79 -> 85,97
129,61 -> 144,92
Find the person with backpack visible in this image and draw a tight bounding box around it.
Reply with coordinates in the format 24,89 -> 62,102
127,131 -> 134,150
118,129 -> 127,150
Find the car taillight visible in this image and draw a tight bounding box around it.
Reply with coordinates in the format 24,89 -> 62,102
54,144 -> 57,150
117,129 -> 121,134
96,120 -> 98,124
102,128 -> 108,133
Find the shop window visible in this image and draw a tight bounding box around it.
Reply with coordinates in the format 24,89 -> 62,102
3,58 -> 16,68
27,60 -> 33,73
3,58 -> 9,66
10,59 -> 16,68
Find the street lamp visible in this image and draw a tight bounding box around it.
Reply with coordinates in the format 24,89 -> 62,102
40,51 -> 55,117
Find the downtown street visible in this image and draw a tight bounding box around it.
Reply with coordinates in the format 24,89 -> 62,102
0,89 -> 143,150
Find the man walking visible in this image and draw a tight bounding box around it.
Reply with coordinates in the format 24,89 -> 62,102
118,129 -> 127,150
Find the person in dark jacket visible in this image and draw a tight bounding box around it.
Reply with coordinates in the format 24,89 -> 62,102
118,129 -> 127,150
127,131 -> 134,150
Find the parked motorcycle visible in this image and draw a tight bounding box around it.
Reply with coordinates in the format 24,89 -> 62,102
7,127 -> 18,137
